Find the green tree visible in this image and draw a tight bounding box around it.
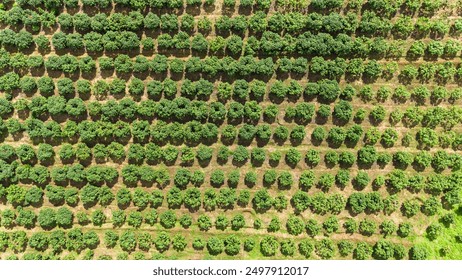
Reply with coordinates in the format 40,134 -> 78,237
373,240 -> 395,260
338,240 -> 354,257
315,238 -> 335,259
260,236 -> 278,257
286,216 -> 305,236
354,242 -> 373,260
120,231 -> 137,252
359,219 -> 377,236
38,208 -> 56,230
160,210 -> 177,229
207,237 -> 224,255
409,245 -> 428,260
127,212 -> 143,228
91,209 -> 106,226
56,207 -> 73,228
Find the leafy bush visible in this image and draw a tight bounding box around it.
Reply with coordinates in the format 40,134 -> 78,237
353,242 -> 373,260
315,239 -> 335,259
338,240 -> 354,257
224,235 -> 241,256
286,216 -> 304,236
318,174 -> 335,191
159,210 -> 177,229
409,245 -> 428,260
198,214 -> 212,231
323,216 -> 339,234
305,149 -> 321,167
207,237 -> 224,255
373,240 -> 395,260
359,219 -> 377,236
260,236 -> 278,257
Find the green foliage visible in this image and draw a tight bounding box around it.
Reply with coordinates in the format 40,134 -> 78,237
91,209 -> 106,227
323,216 -> 339,234
207,237 -> 224,255
56,207 -> 73,228
223,235 -> 241,256
260,236 -> 278,257
25,187 -> 43,206
1,209 -> 16,228
285,148 -> 301,166
120,231 -> 137,252
16,209 -> 36,229
318,173 -> 335,191
172,234 -> 187,252
242,238 -> 254,252
380,220 -> 397,237
359,219 -> 377,236
291,191 -> 310,213
369,106 -> 386,124
354,242 -> 373,260
192,237 -> 205,250
144,210 -> 158,226
343,218 -> 358,234
112,210 -> 126,227
397,222 -> 413,238
327,127 -> 346,147
215,214 -> 229,231
176,214 -> 192,229
160,210 -> 176,229
373,240 -> 395,260
0,2 -> 456,261
127,212 -> 143,228
357,146 -> 377,166
10,231 -> 28,253
198,214 -> 213,231
38,208 -> 56,230
299,170 -> 315,190
426,223 -> 442,240
315,239 -> 335,259
284,215 -> 303,236
305,149 -> 321,167
409,245 -> 428,260
233,145 -> 249,164
268,217 -> 281,233
324,151 -> 339,166
421,197 -> 441,216
244,171 -> 257,187
338,240 -> 354,257
353,171 -> 370,190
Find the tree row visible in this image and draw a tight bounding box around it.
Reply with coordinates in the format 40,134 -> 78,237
0,228 -> 431,260
1,160 -> 460,210
5,5 -> 460,40
4,24 -> 462,62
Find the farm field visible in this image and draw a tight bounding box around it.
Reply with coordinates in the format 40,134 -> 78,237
0,0 -> 462,260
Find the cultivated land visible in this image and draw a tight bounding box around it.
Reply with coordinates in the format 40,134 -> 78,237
0,0 -> 461,260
